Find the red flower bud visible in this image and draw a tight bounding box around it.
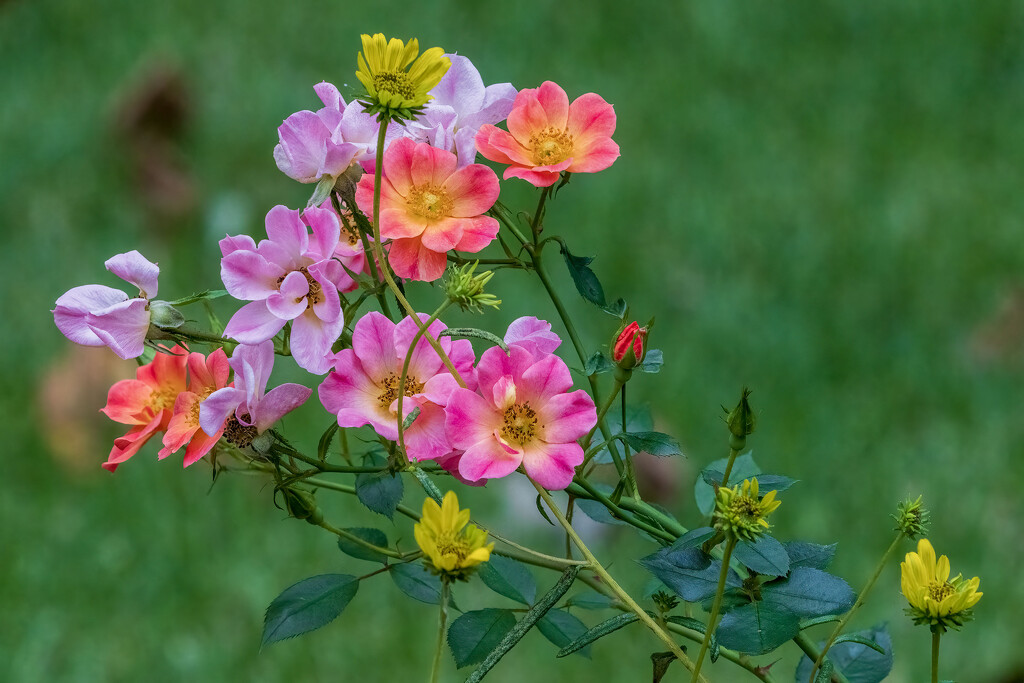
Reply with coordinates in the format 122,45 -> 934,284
613,321 -> 647,369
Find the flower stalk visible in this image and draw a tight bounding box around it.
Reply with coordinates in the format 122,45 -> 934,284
689,537 -> 736,683
429,579 -> 451,683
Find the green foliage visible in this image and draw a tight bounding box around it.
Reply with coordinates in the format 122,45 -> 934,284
715,601 -> 802,655
261,574 -> 359,647
559,243 -> 607,307
733,535 -> 791,577
447,609 -> 517,669
354,452 -> 404,519
336,528 -> 389,564
760,567 -> 855,619
639,546 -> 742,603
556,612 -> 637,657
565,591 -> 618,610
794,625 -> 893,683
389,563 -> 446,605
477,555 -> 537,606
593,404 -> 653,464
694,453 -> 798,515
621,430 -> 684,457
537,609 -> 591,658
783,541 -> 838,570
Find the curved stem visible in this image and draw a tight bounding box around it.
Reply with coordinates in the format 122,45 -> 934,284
318,520 -> 418,560
810,531 -> 903,681
690,538 -> 736,682
568,477 -> 676,542
429,580 -> 451,683
930,631 -> 940,683
396,300 -> 452,461
531,480 -> 706,682
582,378 -> 623,451
480,526 -> 589,568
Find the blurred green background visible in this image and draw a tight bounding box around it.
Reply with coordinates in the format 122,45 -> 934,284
3,0 -> 1023,681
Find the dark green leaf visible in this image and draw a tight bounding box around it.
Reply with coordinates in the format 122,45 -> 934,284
639,546 -> 742,602
785,541 -> 838,570
565,591 -> 617,610
665,615 -> 708,634
535,493 -> 555,526
622,430 -> 683,457
833,634 -> 886,655
734,535 -> 791,577
478,555 -> 537,605
701,469 -> 798,495
715,601 -> 801,655
262,574 -> 359,646
447,609 -> 517,668
602,297 -> 628,318
670,526 -> 716,551
390,563 -> 444,605
336,527 -> 389,563
538,609 -> 591,658
694,453 -> 760,515
762,567 -> 855,619
594,405 -> 653,464
557,613 -> 637,657
560,244 -> 606,307
584,351 -> 613,375
316,422 -> 338,462
794,625 -> 893,683
637,348 -> 664,373
575,496 -> 630,526
354,453 -> 403,519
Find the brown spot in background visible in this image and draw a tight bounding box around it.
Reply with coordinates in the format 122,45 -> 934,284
968,285 -> 1024,368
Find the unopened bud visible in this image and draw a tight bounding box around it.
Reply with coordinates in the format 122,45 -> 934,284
281,487 -> 324,526
444,262 -> 501,313
612,320 -> 649,371
148,301 -> 185,329
724,387 -> 756,439
893,495 -> 929,539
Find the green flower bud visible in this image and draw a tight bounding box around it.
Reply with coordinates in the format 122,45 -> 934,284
893,495 -> 930,539
724,387 -> 756,438
443,261 -> 501,313
280,487 -> 324,526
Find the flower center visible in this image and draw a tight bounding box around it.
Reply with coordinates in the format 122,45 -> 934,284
435,532 -> 470,562
928,581 -> 955,602
223,414 -> 259,447
187,388 -> 216,426
376,372 -> 425,410
149,387 -> 178,413
529,127 -> 574,166
501,402 -> 538,445
406,184 -> 453,220
277,267 -> 323,310
373,71 -> 416,99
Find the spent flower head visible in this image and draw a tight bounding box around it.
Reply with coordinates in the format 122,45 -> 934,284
414,491 -> 493,580
893,495 -> 930,539
444,261 -> 501,313
356,33 -> 450,121
901,538 -> 982,633
713,477 -> 781,543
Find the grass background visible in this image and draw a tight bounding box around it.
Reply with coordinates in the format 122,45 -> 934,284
2,0 -> 1023,680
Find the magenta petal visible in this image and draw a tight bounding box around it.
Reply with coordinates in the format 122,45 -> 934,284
219,233 -> 258,258
290,310 -> 345,375
252,382 -> 312,433
264,205 -> 309,262
445,388 -> 501,450
518,353 -> 574,404
451,215 -> 498,253
458,437 -> 521,482
505,316 -> 561,357
503,165 -> 561,188
421,373 -> 461,406
387,238 -> 448,282
199,386 -> 244,436
274,110 -> 330,183
521,440 -> 581,490
105,250 -> 160,299
230,341 -> 275,404
303,206 -> 341,260
266,271 -> 309,320
314,81 -> 344,110
404,403 -> 452,462
350,311 -> 397,383
537,390 -> 597,443
221,249 -> 284,300
394,313 -> 449,378
445,164 -> 500,218
475,345 -> 535,409
53,285 -> 128,346
318,360 -> 384,429
224,301 -> 287,344
308,261 -> 342,323
87,298 -> 151,359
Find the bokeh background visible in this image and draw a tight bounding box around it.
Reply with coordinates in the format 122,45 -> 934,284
3,1 -> 1023,681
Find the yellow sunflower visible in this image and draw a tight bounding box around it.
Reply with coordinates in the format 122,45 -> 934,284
356,33 -> 450,115
414,491 -> 492,580
901,538 -> 982,632
712,477 -> 781,543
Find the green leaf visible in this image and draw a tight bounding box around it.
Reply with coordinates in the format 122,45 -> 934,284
594,405 -> 653,464
440,327 -> 509,353
734,535 -> 791,577
166,289 -> 229,306
447,609 -> 517,668
478,555 -> 537,605
565,591 -> 617,610
784,541 -> 838,570
354,452 -> 403,519
701,468 -> 798,494
390,563 -> 445,605
584,351 -> 613,375
669,526 -> 716,551
639,546 -> 742,602
538,609 -> 591,658
306,175 -> 336,208
601,297 -> 628,318
694,452 -> 760,515
715,601 -> 801,655
557,612 -> 638,657
637,348 -> 664,373
316,422 -> 338,462
560,244 -> 606,307
261,574 -> 359,646
762,567 -> 854,619
336,528 -> 389,563
401,406 -> 420,431
794,625 -> 893,683
410,466 -> 443,504
622,430 -> 684,457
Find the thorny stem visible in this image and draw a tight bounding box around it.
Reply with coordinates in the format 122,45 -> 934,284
531,480 -> 706,682
809,531 -> 904,682
690,537 -> 736,682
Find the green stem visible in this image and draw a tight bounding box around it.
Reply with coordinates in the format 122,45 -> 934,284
568,477 -> 675,542
690,538 -> 736,682
582,379 -> 623,451
664,621 -> 779,683
529,186 -> 551,242
810,531 -> 904,681
429,580 -> 451,683
396,300 -> 452,461
931,630 -> 940,683
793,633 -> 852,683
343,193 -> 395,321
531,480 -> 706,681
621,384 -> 641,501
318,520 -> 417,560
720,435 -> 746,489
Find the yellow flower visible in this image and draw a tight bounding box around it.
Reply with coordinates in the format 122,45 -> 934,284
356,33 -> 450,115
901,538 -> 982,632
712,477 -> 781,543
414,491 -> 493,580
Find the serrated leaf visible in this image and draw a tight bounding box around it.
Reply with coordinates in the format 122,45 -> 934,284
695,453 -> 760,515
584,351 -> 613,375
317,422 -> 338,462
538,609 -> 591,658
560,244 -> 606,307
670,526 -> 716,551
601,297 -> 628,317
762,567 -> 855,619
833,634 -> 886,655
478,555 -> 537,605
565,591 -> 617,610
637,348 -> 664,373
262,574 -> 359,646
734,535 -> 791,577
594,405 -> 653,464
447,609 -> 517,668
622,430 -> 683,457
336,527 -> 389,563
354,452 -> 403,519
440,327 -> 509,353
557,613 -> 638,657
639,546 -> 742,602
784,541 -> 838,570
701,469 -> 798,494
715,601 -> 801,655
390,562 -> 445,605
794,625 -> 893,683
